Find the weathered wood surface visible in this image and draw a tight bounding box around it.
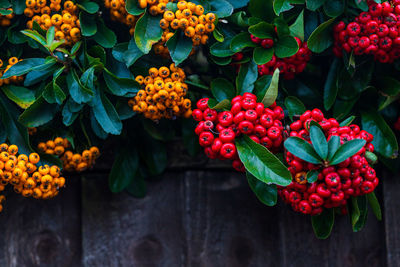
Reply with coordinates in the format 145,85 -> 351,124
0,144 -> 391,266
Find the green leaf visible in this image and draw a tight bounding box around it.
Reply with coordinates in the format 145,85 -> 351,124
209,0 -> 234,18
142,119 -> 175,141
109,149 -> 139,193
311,208 -> 334,239
248,22 -> 274,39
46,26 -> 55,47
211,78 -> 235,102
275,35 -> 299,58
310,125 -> 328,160
236,135 -> 292,186
261,68 -> 279,107
330,139 -> 366,165
236,60 -> 258,94
67,69 -> 93,104
306,0 -> 326,11
367,192 -> 382,221
274,17 -> 290,37
307,170 -> 318,183
134,12 -> 163,54
213,28 -> 224,42
351,196 -> 368,232
1,85 -> 35,109
2,58 -> 48,79
207,99 -> 231,110
80,12 -> 97,37
210,37 -> 235,57
284,137 -> 323,164
11,0 -> 25,14
323,57 -> 339,110
327,135 -> 340,161
90,87 -> 122,135
308,17 -> 336,53
18,96 -> 58,127
93,19 -> 116,48
226,0 -> 249,9
166,31 -> 193,66
284,96 -> 306,120
140,138 -> 167,176
126,0 -> 145,15
323,0 -> 344,17
0,93 -> 32,155
253,75 -> 272,101
361,110 -> 398,158
273,0 -> 294,16
103,69 -> 139,97
126,168 -> 147,198
339,116 -> 355,127
77,1 -> 99,14
253,47 -> 274,65
182,118 -> 201,157
21,30 -> 47,47
42,81 -> 66,105
289,10 -> 304,41
248,0 -> 275,22
230,32 -> 257,52
246,171 -> 277,206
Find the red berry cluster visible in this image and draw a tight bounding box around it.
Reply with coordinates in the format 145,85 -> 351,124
192,93 -> 285,171
278,109 -> 378,215
250,35 -> 311,80
333,0 -> 400,63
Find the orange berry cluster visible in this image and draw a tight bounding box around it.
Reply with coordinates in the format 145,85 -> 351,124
24,0 -> 81,46
129,64 -> 192,120
38,137 -> 100,172
0,8 -> 14,26
154,1 -> 215,56
0,57 -> 24,87
28,127 -> 37,136
104,0 -> 169,35
0,143 -> 66,212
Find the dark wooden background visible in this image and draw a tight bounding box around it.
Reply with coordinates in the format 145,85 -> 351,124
0,142 -> 397,267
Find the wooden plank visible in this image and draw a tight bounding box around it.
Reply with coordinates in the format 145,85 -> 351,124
81,172 -> 186,266
384,171 -> 400,267
0,176 -> 81,267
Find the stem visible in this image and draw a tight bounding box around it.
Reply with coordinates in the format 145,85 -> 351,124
185,80 -> 209,90
79,114 -> 92,147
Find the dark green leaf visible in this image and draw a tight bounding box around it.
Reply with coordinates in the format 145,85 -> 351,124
140,138 -> 167,176
126,167 -> 147,197
109,149 -> 139,193
253,47 -> 274,65
261,68 -> 279,107
126,0 -> 145,15
273,0 -> 294,16
207,98 -> 231,110
80,12 -> 97,36
367,192 -> 382,221
236,135 -> 292,186
209,0 -> 234,18
289,10 -> 304,40
284,96 -> 306,120
330,139 -> 366,165
324,57 -> 339,110
248,22 -> 274,39
311,208 -> 334,239
310,125 -> 328,160
103,69 -> 139,97
166,31 -> 193,65
327,135 -> 340,161
275,35 -> 299,58
247,171 -> 277,206
323,0 -> 344,17
284,137 -> 323,164
2,58 -> 48,78
236,60 -> 258,94
308,17 -> 336,53
307,170 -> 318,183
93,19 -> 116,48
182,118 -> 201,157
134,13 -> 163,53
1,85 -> 35,109
211,78 -> 235,102
77,1 -> 99,14
230,32 -> 257,52
18,96 -> 58,127
339,116 -> 355,127
306,0 -> 326,11
67,69 -> 93,104
210,37 -> 235,57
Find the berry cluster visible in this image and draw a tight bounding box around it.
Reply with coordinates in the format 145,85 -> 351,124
0,143 -> 66,212
250,36 -> 311,80
24,0 -> 81,46
333,0 -> 400,63
279,109 -> 378,215
154,1 -> 215,56
0,8 -> 14,27
0,57 -> 25,87
129,64 -> 192,120
37,137 -> 100,172
192,93 -> 285,171
28,127 -> 37,136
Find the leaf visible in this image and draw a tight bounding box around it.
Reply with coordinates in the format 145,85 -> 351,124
207,99 -> 231,110
327,135 -> 340,161
351,196 -> 368,232
80,12 -> 97,37
126,0 -> 145,15
330,139 -> 366,165
77,1 -> 99,14
367,192 -> 382,221
310,125 -> 328,160
140,138 -> 167,176
339,116 -> 355,127
253,75 -> 272,101
211,78 -> 235,102
166,31 -> 193,66
134,12 -> 163,54
308,17 -> 336,53
236,60 -> 258,94
46,26 -> 55,47
230,32 -> 257,52
246,171 -> 277,206
210,37 -> 235,57
142,119 -> 175,141
275,35 -> 299,58
209,0 -> 234,18
261,68 -> 279,107
273,0 -> 294,16
226,0 -> 249,9
324,57 -> 339,110
361,110 -> 398,158
109,149 -> 139,193
93,19 -> 116,48
289,10 -> 304,41
42,81 -> 66,105
182,118 -> 201,157
0,93 -> 32,155
236,135 -> 292,186
1,85 -> 35,109
18,96 -> 58,127
67,69 -> 93,104
323,0 -> 344,17
253,47 -> 274,65
248,22 -> 275,39
126,167 -> 147,198
307,170 -> 318,183
284,137 -> 323,164
2,58 -> 48,78
311,208 -> 334,239
284,96 -> 306,120
103,69 -> 139,96
248,0 -> 275,22
90,87 -> 122,135
306,0 -> 326,11
20,30 -> 47,47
